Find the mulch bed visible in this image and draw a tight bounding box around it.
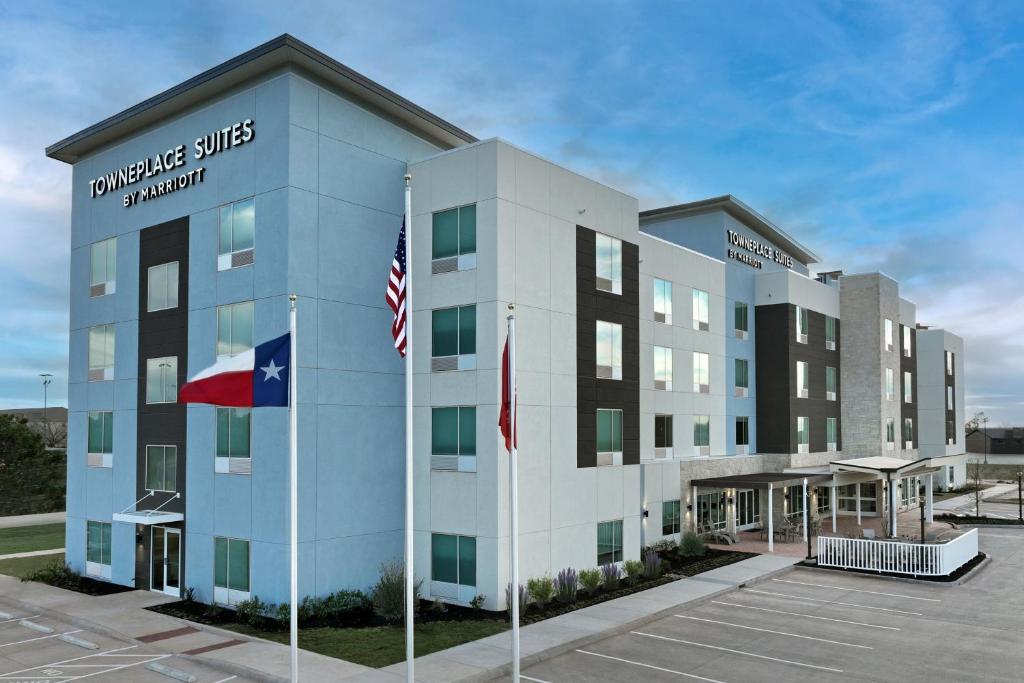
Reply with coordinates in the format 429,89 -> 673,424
935,515 -> 1024,525
801,552 -> 987,582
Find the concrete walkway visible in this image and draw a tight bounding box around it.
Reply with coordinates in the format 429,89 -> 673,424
934,482 -> 1017,512
0,511 -> 65,528
0,547 -> 64,560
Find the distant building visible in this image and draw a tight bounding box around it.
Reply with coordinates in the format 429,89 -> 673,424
967,428 -> 1024,456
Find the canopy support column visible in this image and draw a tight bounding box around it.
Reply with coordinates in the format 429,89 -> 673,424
926,474 -> 934,524
767,485 -> 774,553
831,482 -> 837,533
856,482 -> 862,526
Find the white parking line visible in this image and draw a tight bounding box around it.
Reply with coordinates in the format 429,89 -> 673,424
0,629 -> 83,648
674,615 -> 872,649
521,676 -> 554,683
0,644 -> 139,678
576,649 -> 729,682
744,589 -> 923,616
0,654 -> 171,681
711,600 -> 900,630
774,578 -> 942,602
210,677 -> 238,683
631,631 -> 842,673
0,614 -> 40,626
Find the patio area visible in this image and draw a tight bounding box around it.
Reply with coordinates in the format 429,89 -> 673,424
707,508 -> 960,557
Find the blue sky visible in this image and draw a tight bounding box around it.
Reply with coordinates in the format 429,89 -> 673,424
1,1 -> 1022,424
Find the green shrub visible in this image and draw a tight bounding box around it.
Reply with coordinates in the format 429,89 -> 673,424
371,559 -> 422,623
235,596 -> 270,627
623,559 -> 644,586
527,576 -> 555,610
469,594 -> 487,611
578,568 -> 602,594
600,563 -> 621,591
24,559 -> 81,590
679,531 -> 706,558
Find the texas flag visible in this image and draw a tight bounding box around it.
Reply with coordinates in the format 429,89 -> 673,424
179,333 -> 290,407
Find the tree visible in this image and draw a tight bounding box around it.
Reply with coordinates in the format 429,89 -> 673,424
0,415 -> 66,515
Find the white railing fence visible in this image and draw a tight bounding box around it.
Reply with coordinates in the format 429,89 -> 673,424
817,528 -> 978,577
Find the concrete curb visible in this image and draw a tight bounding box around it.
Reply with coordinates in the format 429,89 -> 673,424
795,553 -> 990,588
465,562 -> 800,683
179,652 -> 290,683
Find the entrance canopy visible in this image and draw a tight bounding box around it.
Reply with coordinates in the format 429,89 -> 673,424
690,472 -> 832,489
830,456 -> 943,478
112,510 -> 184,525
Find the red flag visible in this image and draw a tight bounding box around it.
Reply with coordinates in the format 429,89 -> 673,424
499,336 -> 517,451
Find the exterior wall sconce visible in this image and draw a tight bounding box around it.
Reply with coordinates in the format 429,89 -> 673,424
686,504 -> 693,512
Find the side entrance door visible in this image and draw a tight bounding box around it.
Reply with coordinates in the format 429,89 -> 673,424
151,526 -> 181,598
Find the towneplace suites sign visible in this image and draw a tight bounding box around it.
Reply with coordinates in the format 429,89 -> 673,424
726,229 -> 794,270
87,119 -> 255,208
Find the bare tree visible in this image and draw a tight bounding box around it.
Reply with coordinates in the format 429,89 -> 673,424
40,421 -> 67,449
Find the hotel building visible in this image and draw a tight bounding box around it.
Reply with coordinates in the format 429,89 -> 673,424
47,35 -> 968,610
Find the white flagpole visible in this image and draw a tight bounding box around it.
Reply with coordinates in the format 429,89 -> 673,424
507,306 -> 520,682
288,294 -> 299,682
403,174 -> 415,683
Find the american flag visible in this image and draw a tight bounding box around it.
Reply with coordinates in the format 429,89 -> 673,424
386,219 -> 408,356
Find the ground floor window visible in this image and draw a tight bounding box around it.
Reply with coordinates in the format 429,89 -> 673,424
948,466 -> 954,486
837,483 -> 878,513
431,534 -> 476,587
900,477 -> 919,507
662,500 -> 681,535
736,489 -> 760,528
784,485 -> 805,519
597,520 -> 623,565
696,491 -> 726,532
214,537 -> 250,605
816,486 -> 831,514
86,521 -> 111,578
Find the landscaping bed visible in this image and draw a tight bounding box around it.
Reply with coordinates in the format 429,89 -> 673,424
148,539 -> 753,668
15,557 -> 134,595
935,514 -> 1024,525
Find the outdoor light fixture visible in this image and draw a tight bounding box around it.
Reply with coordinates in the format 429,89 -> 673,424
642,509 -> 649,518
686,503 -> 693,512
727,496 -> 734,505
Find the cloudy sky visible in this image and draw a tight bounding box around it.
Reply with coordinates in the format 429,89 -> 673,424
1,1 -> 1022,424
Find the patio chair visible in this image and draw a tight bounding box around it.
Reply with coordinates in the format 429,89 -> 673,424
862,528 -> 876,540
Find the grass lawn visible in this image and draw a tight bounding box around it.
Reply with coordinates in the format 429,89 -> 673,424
0,523 -> 65,555
227,619 -> 510,668
0,552 -> 65,579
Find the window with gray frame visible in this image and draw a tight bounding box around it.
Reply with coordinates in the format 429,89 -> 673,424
736,416 -> 749,447
595,233 -> 622,294
653,278 -> 672,323
734,301 -> 748,337
431,204 -> 476,273
735,358 -> 749,396
826,417 -> 838,450
654,414 -> 672,457
795,306 -> 809,343
654,346 -> 673,390
596,320 -> 622,380
218,198 -> 255,270
214,537 -> 250,604
217,408 -> 251,474
597,519 -> 623,565
431,533 -> 476,587
694,415 -> 710,449
431,406 -> 476,472
145,357 -> 178,404
662,500 -> 681,535
90,238 -> 117,297
86,521 -> 112,573
216,301 -> 253,359
147,261 -> 179,312
596,409 -> 623,465
87,411 -> 113,467
692,351 -> 708,393
145,445 -> 177,492
431,305 -> 476,370
88,324 -> 115,381
825,315 -> 837,349
826,366 -> 837,400
692,289 -> 709,331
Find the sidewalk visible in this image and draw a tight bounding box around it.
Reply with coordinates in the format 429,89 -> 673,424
0,547 -> 64,560
0,511 -> 65,528
0,553 -> 799,683
934,482 -> 1017,512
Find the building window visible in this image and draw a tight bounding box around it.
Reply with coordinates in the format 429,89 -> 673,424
214,537 -> 250,605
89,238 -> 117,297
736,489 -> 760,527
904,418 -> 914,446
696,491 -> 726,531
817,486 -> 831,514
946,386 -> 954,410
653,278 -> 672,324
218,197 -> 255,270
885,368 -> 895,401
431,533 -> 476,588
597,520 -> 623,565
596,409 -> 623,466
884,318 -> 894,351
946,420 -> 956,445
692,289 -> 709,331
692,351 -> 709,393
431,407 -> 476,472
785,485 -> 805,520
826,417 -> 838,451
904,371 -> 913,404
86,521 -> 112,578
87,411 -> 113,468
595,233 -> 622,294
655,414 -> 672,458
902,326 -> 912,357
145,357 -> 178,404
147,262 -> 179,312
734,358 -> 749,397
216,301 -> 254,359
796,361 -> 809,398
886,418 -> 896,449
431,204 -> 476,272
734,301 -> 749,338
654,346 -> 673,391
838,483 -> 877,513
88,324 -> 115,381
431,305 -> 476,370
662,500 -> 681,536
825,315 -> 837,350
795,306 -> 808,343
825,366 -> 837,401
736,416 -> 749,448
145,445 -> 177,492
596,321 -> 623,380
797,416 -> 809,453
216,408 -> 251,474
946,350 -> 954,376
694,415 -> 710,450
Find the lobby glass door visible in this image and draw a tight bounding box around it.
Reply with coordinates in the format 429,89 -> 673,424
151,526 -> 181,597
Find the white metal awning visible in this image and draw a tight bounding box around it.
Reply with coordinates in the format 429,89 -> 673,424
112,510 -> 184,525
830,456 -> 942,478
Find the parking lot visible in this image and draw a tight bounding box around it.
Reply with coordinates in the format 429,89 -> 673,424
0,607 -> 253,683
523,528 -> 1024,683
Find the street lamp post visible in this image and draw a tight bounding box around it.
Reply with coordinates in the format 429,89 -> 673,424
919,484 -> 926,543
983,416 -> 989,465
39,373 -> 53,425
1017,471 -> 1022,523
